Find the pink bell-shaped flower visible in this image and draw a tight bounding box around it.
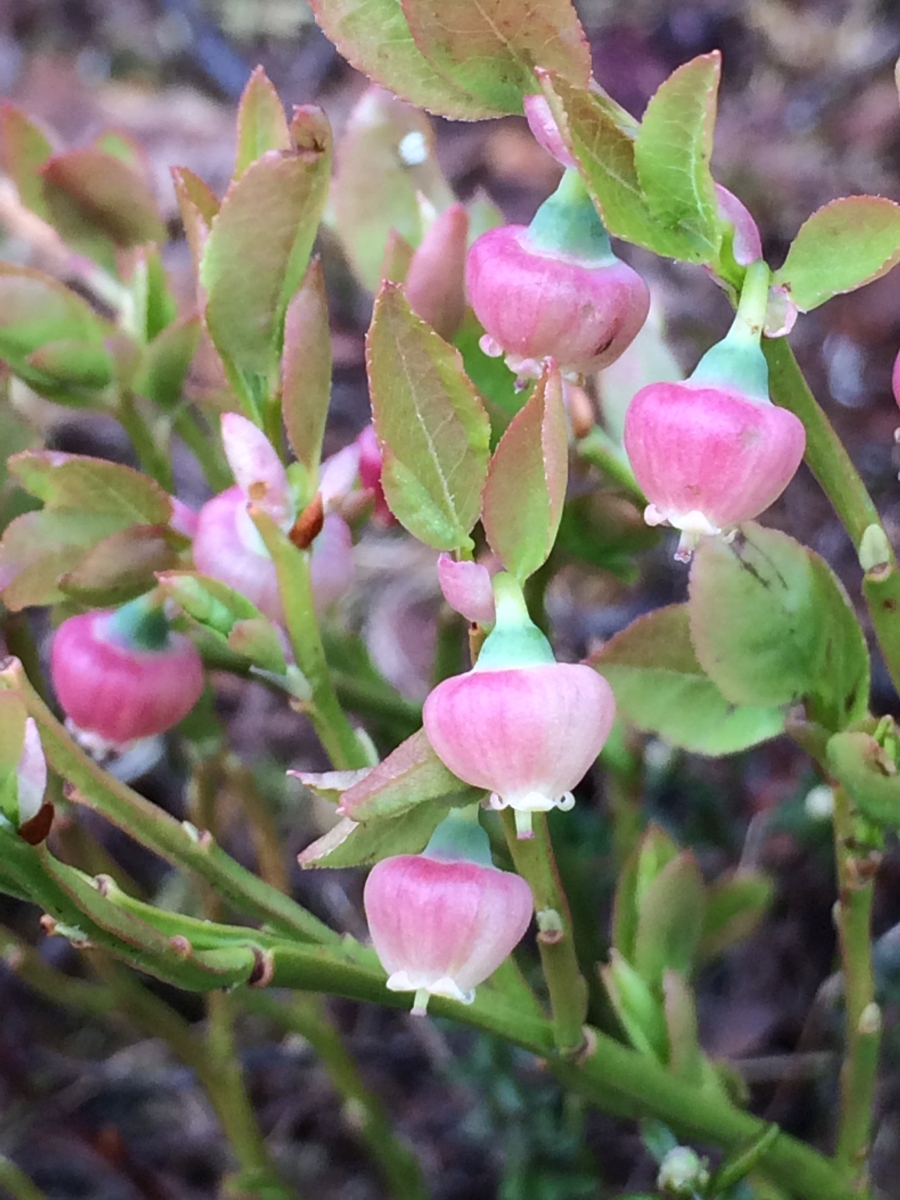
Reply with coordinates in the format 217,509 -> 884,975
624,263 -> 806,561
363,808 -> 533,1014
466,169 -> 649,381
192,414 -> 356,621
51,595 -> 204,746
423,575 -> 615,837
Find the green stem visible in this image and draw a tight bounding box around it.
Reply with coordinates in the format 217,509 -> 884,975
0,1157 -> 51,1200
243,991 -> 428,1200
0,656 -> 337,944
173,406 -> 232,492
831,786 -> 880,1188
499,810 -> 588,1056
117,390 -> 175,491
735,259 -> 772,339
0,922 -> 114,1016
764,337 -> 900,697
251,512 -> 369,770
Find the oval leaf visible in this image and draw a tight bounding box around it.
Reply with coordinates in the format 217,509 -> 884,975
688,523 -> 870,731
633,53 -> 721,255
282,258 -> 331,475
9,452 -> 171,524
593,605 -> 784,755
400,0 -> 590,116
482,362 -> 568,581
366,282 -> 490,551
234,66 -> 291,179
774,197 -> 900,312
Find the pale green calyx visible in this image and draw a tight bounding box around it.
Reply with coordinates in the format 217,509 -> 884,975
526,169 -> 615,263
473,573 -> 555,672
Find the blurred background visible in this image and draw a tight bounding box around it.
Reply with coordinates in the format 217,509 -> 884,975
4,1 -> 900,1197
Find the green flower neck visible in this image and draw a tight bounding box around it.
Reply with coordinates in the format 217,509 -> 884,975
474,574 -> 556,672
104,594 -> 171,652
526,169 -> 615,263
423,806 -> 494,867
690,260 -> 772,402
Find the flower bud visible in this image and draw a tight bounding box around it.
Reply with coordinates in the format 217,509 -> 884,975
356,424 -> 395,526
624,379 -> 805,562
523,93 -> 577,169
193,485 -> 283,620
405,203 -> 469,341
423,575 -> 615,837
51,597 -> 204,745
437,553 -> 496,625
715,184 -> 762,267
466,172 -> 649,380
363,810 -> 533,1014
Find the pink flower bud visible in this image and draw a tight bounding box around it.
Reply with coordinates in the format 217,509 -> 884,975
193,485 -> 283,621
466,225 -> 650,377
892,346 -> 900,412
404,203 -> 469,341
623,381 -> 806,561
16,718 -> 46,825
169,497 -> 199,540
715,185 -> 762,267
523,94 -> 577,170
51,605 -> 204,745
310,514 -> 355,609
364,853 -> 533,1013
220,413 -> 292,527
356,424 -> 395,526
424,663 -> 615,837
437,553 -> 496,625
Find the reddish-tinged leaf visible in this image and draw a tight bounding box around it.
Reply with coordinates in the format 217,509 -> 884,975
297,805 -> 446,868
338,728 -> 483,820
9,451 -> 171,524
234,67 -> 291,179
25,340 -> 113,389
58,525 -> 179,606
366,283 -> 490,550
0,104 -> 55,219
401,0 -> 590,115
482,362 -> 568,581
201,127 -> 332,378
307,0 -> 500,119
136,314 -> 202,410
330,87 -> 454,290
0,264 -> 113,355
0,510 -> 127,610
42,148 -> 166,246
774,196 -> 900,311
281,258 -> 331,475
381,229 -> 415,285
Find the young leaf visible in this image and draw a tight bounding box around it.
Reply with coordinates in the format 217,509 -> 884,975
0,510 -> 127,610
25,340 -> 113,389
129,246 -> 178,343
306,0 -> 502,119
592,605 -> 785,755
826,731 -> 900,829
0,104 -> 54,219
298,805 -> 448,868
633,53 -> 721,256
481,362 -> 568,581
57,525 -> 178,607
689,523 -> 870,731
0,265 -> 114,362
281,258 -> 331,475
400,0 -> 591,116
337,729 -> 483,821
42,148 -> 167,246
632,853 -> 706,988
9,452 -> 171,524
234,66 -> 291,179
366,283 -> 491,550
773,196 -> 900,311
201,119 -> 332,382
540,73 -> 709,262
136,315 -> 202,410
330,87 -> 454,290
698,870 -> 774,963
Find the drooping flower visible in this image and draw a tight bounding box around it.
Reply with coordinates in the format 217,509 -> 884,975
51,595 -> 204,745
466,169 -> 649,381
363,809 -> 533,1014
423,574 -> 615,837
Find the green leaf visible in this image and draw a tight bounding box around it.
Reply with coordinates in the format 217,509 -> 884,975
663,971 -> 704,1086
57,525 -> 178,607
540,73 -> 710,262
42,147 -> 167,247
9,451 -> 171,524
201,115 -> 332,381
612,824 -> 680,963
281,258 -> 331,477
689,523 -> 871,731
400,0 -> 590,116
826,731 -> 900,829
632,853 -> 706,988
25,339 -> 113,389
633,53 -> 721,256
337,729 -> 483,820
453,308 -> 526,428
0,265 -> 114,362
129,246 -> 178,343
366,282 -> 490,550
592,605 -> 785,754
155,570 -> 268,637
0,103 -> 55,219
234,66 -> 291,179
482,363 -> 568,581
0,510 -> 128,609
135,315 -> 202,410
307,0 -> 504,119
698,870 -> 774,963
329,87 -> 454,290
297,804 -> 449,868
774,197 -> 900,312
